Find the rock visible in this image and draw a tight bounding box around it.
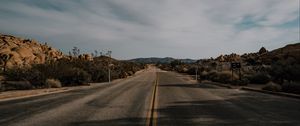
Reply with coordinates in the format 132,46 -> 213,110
259,47 -> 268,54
79,54 -> 93,61
216,55 -> 225,62
0,34 -> 64,68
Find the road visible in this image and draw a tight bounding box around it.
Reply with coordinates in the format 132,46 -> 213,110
0,67 -> 156,126
0,67 -> 300,126
156,71 -> 300,126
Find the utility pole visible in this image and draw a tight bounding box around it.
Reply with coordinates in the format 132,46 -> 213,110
195,60 -> 202,83
195,65 -> 198,81
107,50 -> 112,83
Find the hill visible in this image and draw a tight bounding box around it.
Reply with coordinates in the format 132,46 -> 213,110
260,43 -> 300,64
129,57 -> 196,64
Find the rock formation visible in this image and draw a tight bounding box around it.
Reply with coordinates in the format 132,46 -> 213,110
0,34 -> 64,68
258,47 -> 268,54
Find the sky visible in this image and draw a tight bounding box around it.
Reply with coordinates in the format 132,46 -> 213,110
0,0 -> 299,60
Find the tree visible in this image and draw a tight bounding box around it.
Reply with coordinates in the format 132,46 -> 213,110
94,50 -> 98,57
170,60 -> 182,68
72,47 -> 80,57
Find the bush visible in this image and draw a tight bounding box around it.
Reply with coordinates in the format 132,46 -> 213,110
27,68 -> 45,88
59,67 -> 91,86
186,67 -> 197,75
3,56 -> 146,89
247,72 -> 270,84
215,71 -> 235,84
262,82 -> 282,92
3,81 -> 32,90
200,71 -> 209,80
269,58 -> 300,83
232,78 -> 250,86
5,67 -> 45,88
281,82 -> 300,94
208,71 -> 238,84
46,79 -> 62,88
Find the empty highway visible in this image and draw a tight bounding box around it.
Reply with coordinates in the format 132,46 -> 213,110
0,67 -> 300,126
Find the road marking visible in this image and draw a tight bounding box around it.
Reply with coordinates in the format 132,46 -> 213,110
153,73 -> 159,126
146,72 -> 159,126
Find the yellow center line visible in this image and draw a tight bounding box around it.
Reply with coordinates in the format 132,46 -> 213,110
153,72 -> 159,126
146,72 -> 159,126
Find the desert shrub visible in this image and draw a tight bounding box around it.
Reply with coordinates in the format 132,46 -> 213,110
208,71 -> 238,84
247,72 -> 270,84
26,68 -> 45,88
90,68 -> 108,82
5,67 -> 45,88
46,79 -> 62,88
207,70 -> 217,79
269,57 -> 300,84
3,56 -> 145,89
262,82 -> 282,92
79,62 -> 107,82
186,67 -> 197,75
281,82 -> 300,94
5,67 -> 29,81
59,67 -> 91,86
212,71 -> 233,84
200,71 -> 209,80
3,81 -> 32,90
232,78 -> 250,86
170,60 -> 183,68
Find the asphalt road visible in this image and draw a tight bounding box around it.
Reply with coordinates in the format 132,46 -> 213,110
156,71 -> 300,126
0,67 -> 156,126
0,67 -> 300,126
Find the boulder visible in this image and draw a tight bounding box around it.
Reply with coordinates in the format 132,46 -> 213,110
0,34 -> 64,68
259,47 -> 268,54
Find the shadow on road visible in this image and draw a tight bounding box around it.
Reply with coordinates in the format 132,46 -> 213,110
155,92 -> 300,126
69,90 -> 300,126
71,118 -> 146,126
159,83 -> 221,89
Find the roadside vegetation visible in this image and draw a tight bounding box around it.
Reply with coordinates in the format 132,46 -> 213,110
157,43 -> 300,94
1,56 -> 145,90
0,45 -> 145,91
0,35 -> 145,91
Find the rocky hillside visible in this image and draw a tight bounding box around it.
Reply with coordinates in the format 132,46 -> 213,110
213,43 -> 300,65
0,34 -> 146,90
0,34 -> 63,68
260,43 -> 300,64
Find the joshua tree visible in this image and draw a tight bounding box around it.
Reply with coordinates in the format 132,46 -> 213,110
94,50 -> 98,57
72,46 -> 80,57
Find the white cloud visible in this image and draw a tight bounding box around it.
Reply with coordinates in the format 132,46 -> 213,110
0,0 -> 299,59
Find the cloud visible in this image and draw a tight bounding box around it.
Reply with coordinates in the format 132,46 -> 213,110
0,0 -> 299,59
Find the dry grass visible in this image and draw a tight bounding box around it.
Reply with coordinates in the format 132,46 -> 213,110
46,79 -> 62,88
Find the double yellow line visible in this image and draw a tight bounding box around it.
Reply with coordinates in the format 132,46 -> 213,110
146,72 -> 159,126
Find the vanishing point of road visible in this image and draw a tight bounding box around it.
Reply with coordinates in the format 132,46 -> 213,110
0,66 -> 300,126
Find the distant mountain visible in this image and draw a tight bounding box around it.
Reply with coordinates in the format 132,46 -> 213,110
129,57 -> 196,64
